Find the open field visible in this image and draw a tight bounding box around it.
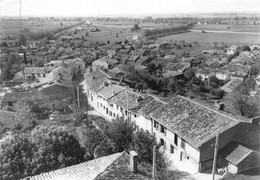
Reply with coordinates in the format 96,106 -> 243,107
0,19 -> 81,38
193,24 -> 260,32
156,31 -> 260,45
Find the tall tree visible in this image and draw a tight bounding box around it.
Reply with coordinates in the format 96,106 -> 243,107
105,118 -> 135,152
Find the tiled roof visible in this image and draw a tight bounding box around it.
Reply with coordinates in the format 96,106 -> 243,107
221,79 -> 243,93
150,96 -> 247,148
96,152 -> 152,180
24,152 -> 152,180
24,67 -> 51,74
85,70 -> 111,92
220,142 -> 253,165
98,85 -> 124,100
108,90 -> 145,110
24,152 -> 123,180
1,90 -> 41,103
138,99 -> 165,117
136,56 -> 150,64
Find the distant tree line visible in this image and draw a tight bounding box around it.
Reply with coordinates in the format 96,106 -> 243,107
140,23 -> 194,38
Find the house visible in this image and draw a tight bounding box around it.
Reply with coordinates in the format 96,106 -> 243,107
163,63 -> 189,73
215,69 -> 230,81
109,67 -> 126,77
204,59 -> 220,69
162,71 -> 183,78
95,85 -> 125,120
147,96 -> 259,173
0,90 -> 41,108
23,151 -> 153,180
220,79 -> 243,93
92,57 -> 119,70
136,56 -> 152,66
195,68 -> 215,81
83,71 -> 260,175
226,45 -> 238,55
22,67 -> 52,80
30,66 -> 74,101
127,54 -> 140,63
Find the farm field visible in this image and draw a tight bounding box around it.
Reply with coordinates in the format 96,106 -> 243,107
193,24 -> 260,32
0,19 -> 81,38
60,24 -> 139,42
156,31 -> 260,45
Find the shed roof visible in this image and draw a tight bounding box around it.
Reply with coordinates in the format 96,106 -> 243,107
220,142 -> 254,165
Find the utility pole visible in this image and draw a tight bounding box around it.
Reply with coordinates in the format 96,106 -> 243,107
77,86 -> 80,109
212,130 -> 219,180
152,145 -> 156,179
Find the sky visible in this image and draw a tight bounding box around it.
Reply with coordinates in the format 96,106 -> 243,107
0,0 -> 260,17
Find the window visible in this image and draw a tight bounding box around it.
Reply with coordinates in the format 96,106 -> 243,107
186,156 -> 190,160
170,145 -> 174,154
154,120 -> 159,129
174,134 -> 178,146
121,108 -> 123,112
117,105 -> 119,110
160,125 -> 166,135
181,139 -> 185,149
113,113 -> 115,117
160,138 -> 165,147
134,114 -> 137,118
125,110 -> 128,115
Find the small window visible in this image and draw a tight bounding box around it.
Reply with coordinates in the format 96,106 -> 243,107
174,134 -> 178,146
134,114 -> 137,118
113,113 -> 115,117
170,145 -> 174,154
181,139 -> 185,149
187,156 -> 189,160
117,105 -> 119,110
121,108 -> 123,112
160,138 -> 165,146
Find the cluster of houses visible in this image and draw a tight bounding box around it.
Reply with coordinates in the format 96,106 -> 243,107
81,69 -> 260,175
1,23 -> 260,177
0,58 -> 85,108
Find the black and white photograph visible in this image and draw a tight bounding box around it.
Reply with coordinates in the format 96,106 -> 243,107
0,0 -> 260,179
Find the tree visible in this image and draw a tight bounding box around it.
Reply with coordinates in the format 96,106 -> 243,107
82,127 -> 106,158
0,135 -> 36,180
231,85 -> 259,118
13,97 -> 37,130
18,34 -> 27,46
0,125 -> 86,179
183,67 -> 195,80
250,64 -> 260,76
85,31 -> 89,37
241,45 -> 251,51
132,130 -> 170,178
105,118 -> 135,152
147,63 -> 156,73
133,24 -> 140,31
244,78 -> 256,91
30,125 -> 86,175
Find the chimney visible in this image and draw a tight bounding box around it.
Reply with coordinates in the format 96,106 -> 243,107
129,151 -> 138,172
